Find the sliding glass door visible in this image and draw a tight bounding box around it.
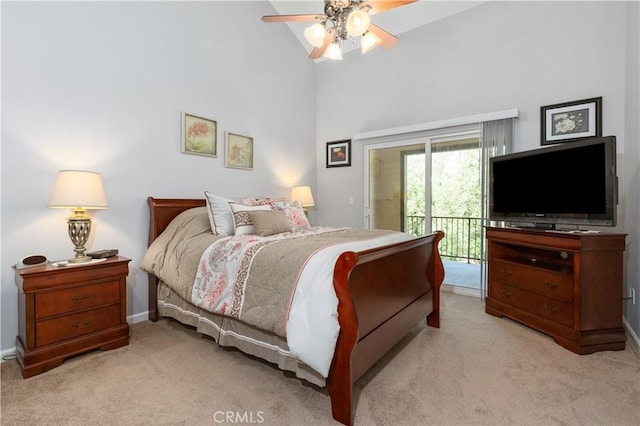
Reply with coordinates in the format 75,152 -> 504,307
364,130 -> 483,293
364,139 -> 430,234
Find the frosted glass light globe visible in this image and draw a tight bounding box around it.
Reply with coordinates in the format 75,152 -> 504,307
346,10 -> 371,36
323,43 -> 343,60
304,23 -> 326,47
361,31 -> 381,53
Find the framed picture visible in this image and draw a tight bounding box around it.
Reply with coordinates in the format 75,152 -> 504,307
225,132 -> 254,170
326,140 -> 351,168
540,97 -> 602,145
181,112 -> 217,157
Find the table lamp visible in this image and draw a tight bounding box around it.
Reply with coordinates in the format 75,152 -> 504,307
290,185 -> 315,216
48,170 -> 108,263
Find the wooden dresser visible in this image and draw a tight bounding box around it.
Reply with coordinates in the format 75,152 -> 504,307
14,256 -> 130,378
485,227 -> 626,354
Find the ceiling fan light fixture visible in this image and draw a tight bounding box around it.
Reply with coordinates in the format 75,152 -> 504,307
261,0 -> 414,61
323,42 -> 343,60
304,22 -> 326,47
361,31 -> 381,54
346,9 -> 371,37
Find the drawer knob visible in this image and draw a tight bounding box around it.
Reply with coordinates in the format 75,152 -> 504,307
71,293 -> 91,303
71,319 -> 92,329
500,269 -> 512,277
543,280 -> 559,289
500,289 -> 512,298
543,304 -> 558,314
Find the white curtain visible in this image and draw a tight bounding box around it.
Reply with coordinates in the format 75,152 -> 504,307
479,118 -> 514,298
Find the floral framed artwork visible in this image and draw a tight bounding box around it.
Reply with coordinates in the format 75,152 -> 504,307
225,132 -> 254,170
326,140 -> 351,168
540,97 -> 602,145
181,112 -> 217,157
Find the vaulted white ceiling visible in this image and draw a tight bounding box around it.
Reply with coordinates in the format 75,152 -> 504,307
266,1 -> 487,57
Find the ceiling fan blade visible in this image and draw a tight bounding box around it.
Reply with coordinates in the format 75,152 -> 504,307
309,33 -> 333,59
363,0 -> 417,16
368,24 -> 398,49
261,14 -> 325,23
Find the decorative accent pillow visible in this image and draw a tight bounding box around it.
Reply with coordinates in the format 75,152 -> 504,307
204,191 -> 257,235
254,197 -> 288,209
229,203 -> 272,236
274,200 -> 311,231
247,210 -> 292,237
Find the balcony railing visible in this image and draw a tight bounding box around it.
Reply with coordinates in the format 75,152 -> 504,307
407,215 -> 483,264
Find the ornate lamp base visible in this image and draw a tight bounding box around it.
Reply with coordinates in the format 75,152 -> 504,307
67,216 -> 92,263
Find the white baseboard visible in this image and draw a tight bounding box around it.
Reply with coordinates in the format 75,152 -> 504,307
623,318 -> 640,358
1,347 -> 17,362
129,310 -> 149,324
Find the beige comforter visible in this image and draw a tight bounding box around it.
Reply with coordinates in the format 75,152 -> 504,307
192,227 -> 394,336
141,206 -> 394,338
141,207 -> 221,301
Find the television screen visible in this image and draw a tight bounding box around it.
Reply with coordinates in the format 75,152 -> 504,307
489,136 -> 617,229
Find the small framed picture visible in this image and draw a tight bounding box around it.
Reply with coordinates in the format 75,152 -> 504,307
181,112 -> 217,157
540,97 -> 602,145
225,132 -> 254,170
326,140 -> 351,168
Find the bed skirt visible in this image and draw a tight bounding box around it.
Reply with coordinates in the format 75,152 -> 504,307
156,281 -> 326,387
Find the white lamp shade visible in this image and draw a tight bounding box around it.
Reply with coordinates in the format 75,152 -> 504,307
304,23 -> 326,48
323,42 -> 343,60
346,10 -> 371,36
290,186 -> 315,207
48,170 -> 108,209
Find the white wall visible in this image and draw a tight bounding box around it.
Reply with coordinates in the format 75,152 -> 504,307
1,1 -> 317,352
314,2 -> 639,338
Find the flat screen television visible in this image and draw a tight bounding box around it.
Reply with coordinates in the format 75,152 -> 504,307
489,136 -> 617,229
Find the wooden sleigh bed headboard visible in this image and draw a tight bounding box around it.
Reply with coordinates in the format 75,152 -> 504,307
147,197 -> 206,245
145,196 -> 444,426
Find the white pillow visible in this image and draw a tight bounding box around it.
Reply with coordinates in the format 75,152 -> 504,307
204,192 -> 234,235
204,192 -> 258,236
229,203 -> 272,236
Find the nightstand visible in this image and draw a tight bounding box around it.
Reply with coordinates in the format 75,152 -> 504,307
14,256 -> 130,378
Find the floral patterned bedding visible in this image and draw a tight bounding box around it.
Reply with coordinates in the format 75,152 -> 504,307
191,227 -> 393,337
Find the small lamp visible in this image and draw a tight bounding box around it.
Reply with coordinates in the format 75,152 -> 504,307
48,170 -> 108,263
290,186 -> 315,217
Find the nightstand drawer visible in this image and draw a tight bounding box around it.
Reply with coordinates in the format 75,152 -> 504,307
35,280 -> 120,319
35,304 -> 121,346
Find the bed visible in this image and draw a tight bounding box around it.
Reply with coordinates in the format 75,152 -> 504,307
142,196 -> 444,425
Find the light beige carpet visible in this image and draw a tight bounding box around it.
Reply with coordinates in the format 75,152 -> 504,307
1,293 -> 639,425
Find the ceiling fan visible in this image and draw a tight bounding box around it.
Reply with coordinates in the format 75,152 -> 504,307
262,0 -> 417,60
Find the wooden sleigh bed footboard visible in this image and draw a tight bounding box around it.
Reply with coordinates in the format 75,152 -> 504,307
329,231 -> 444,425
145,197 -> 444,426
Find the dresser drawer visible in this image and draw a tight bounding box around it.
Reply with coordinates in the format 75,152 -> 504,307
491,281 -> 573,327
35,280 -> 120,319
489,259 -> 573,302
35,304 -> 121,347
